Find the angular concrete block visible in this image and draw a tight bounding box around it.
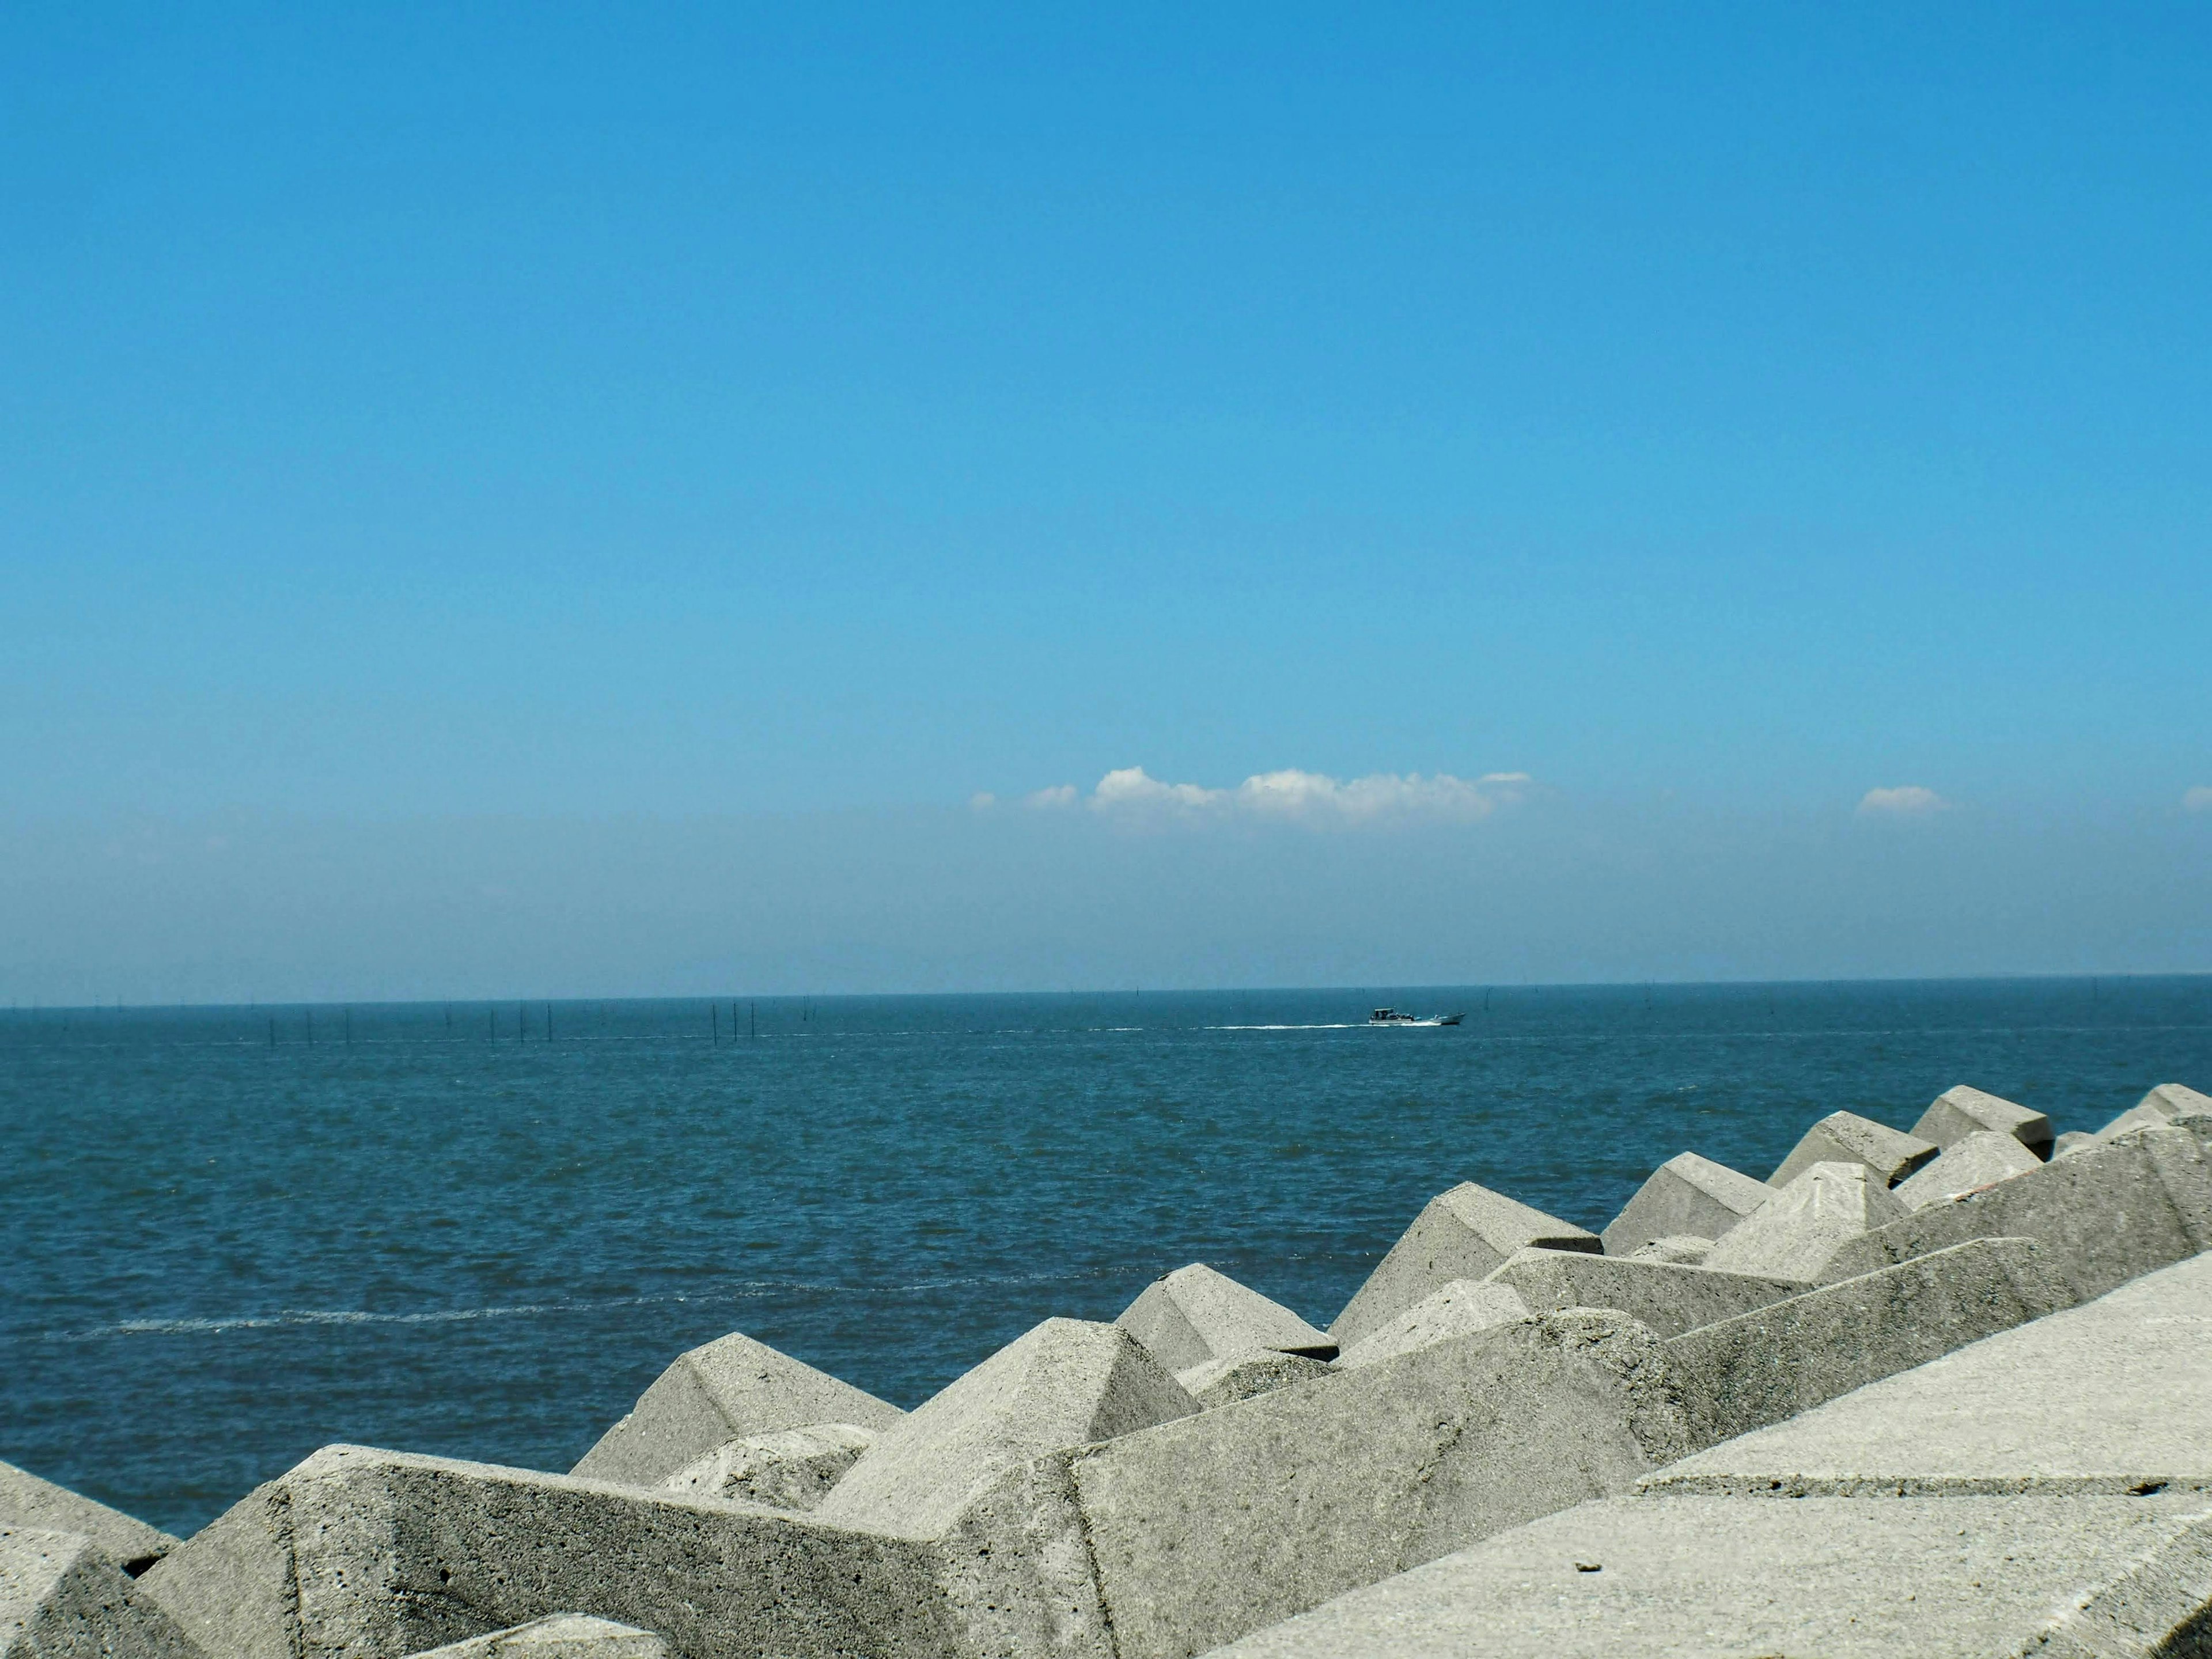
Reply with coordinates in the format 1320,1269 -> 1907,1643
1328,1183 -> 1599,1349
2053,1130 -> 2097,1158
1486,1246 -> 1806,1338
1768,1111 -> 1937,1188
1331,1279 -> 1530,1370
1662,1236 -> 2073,1450
1893,1128 -> 2042,1209
1,1526 -> 205,1659
815,1319 -> 1195,1540
1815,1119 -> 2212,1301
1173,1350 -> 1332,1408
1597,1153 -> 1770,1257
570,1330 -> 902,1488
0,1458 -> 177,1577
659,1423 -> 877,1512
1115,1264 -> 1333,1371
1627,1235 -> 1714,1264
2097,1082 -> 2212,1142
1702,1162 -> 1907,1282
405,1614 -> 670,1657
1908,1084 -> 2053,1158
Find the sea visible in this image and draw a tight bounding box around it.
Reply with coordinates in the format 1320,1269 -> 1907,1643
5,978 -> 2210,1537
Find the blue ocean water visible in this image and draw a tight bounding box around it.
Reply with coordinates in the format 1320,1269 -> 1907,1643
3,979 -> 2209,1537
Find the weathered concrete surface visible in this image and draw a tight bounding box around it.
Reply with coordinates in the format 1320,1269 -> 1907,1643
815,1319 -> 1195,1540
1702,1161 -> 1906,1282
1647,1245 -> 2212,1497
1198,1494 -> 2212,1659
1487,1247 -> 1805,1338
571,1331 -> 903,1488
1597,1152 -> 1770,1258
1768,1111 -> 1937,1188
406,1614 -> 670,1657
2,1525 -> 205,1659
2055,1129 -> 2097,1157
1663,1236 -> 2073,1449
1173,1350 -> 1331,1408
1816,1118 -> 2212,1298
1626,1235 -> 1713,1265
0,1461 -> 176,1577
2099,1082 -> 2212,1142
659,1423 -> 876,1511
1328,1182 -> 1599,1348
1065,1309 -> 1690,1659
1893,1128 -> 2043,1210
1908,1083 -> 2054,1158
135,1446 -> 951,1659
1114,1265 -> 1332,1372
1329,1279 -> 1529,1370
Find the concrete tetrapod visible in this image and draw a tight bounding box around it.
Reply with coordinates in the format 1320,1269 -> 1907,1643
1702,1162 -> 1907,1282
1114,1266 -> 1334,1372
659,1424 -> 877,1511
571,1331 -> 903,1488
1330,1279 -> 1531,1369
1892,1128 -> 2043,1210
1328,1182 -> 1599,1349
1768,1111 -> 1937,1188
2,1525 -> 205,1659
406,1615 -> 671,1658
0,1459 -> 178,1577
1597,1153 -> 1770,1259
1485,1247 -> 1806,1338
1907,1084 -> 2054,1159
1172,1350 -> 1332,1408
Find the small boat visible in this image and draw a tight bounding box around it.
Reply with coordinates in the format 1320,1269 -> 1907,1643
1368,1007 -> 1464,1027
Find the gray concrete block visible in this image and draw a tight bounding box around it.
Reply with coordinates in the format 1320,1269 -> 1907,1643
1662,1236 -> 2073,1450
1114,1264 -> 1334,1371
570,1331 -> 902,1488
1626,1236 -> 1713,1264
815,1319 -> 1195,1541
1701,1161 -> 1906,1282
658,1423 -> 877,1512
1908,1083 -> 2053,1158
1330,1279 -> 1531,1369
1645,1245 -> 2212,1497
1197,1493 -> 2212,1659
1328,1182 -> 1599,1348
2054,1129 -> 2097,1158
2,1525 -> 205,1659
406,1614 -> 671,1658
1065,1309 -> 1690,1659
0,1460 -> 177,1578
2098,1082 -> 2212,1142
1597,1153 -> 1770,1258
1487,1247 -> 1806,1338
1893,1128 -> 2043,1210
1173,1350 -> 1332,1408
1815,1119 -> 2212,1300
1768,1110 -> 1937,1188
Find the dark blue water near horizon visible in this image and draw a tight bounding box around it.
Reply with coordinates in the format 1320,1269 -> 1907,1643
5,978 -> 2210,1537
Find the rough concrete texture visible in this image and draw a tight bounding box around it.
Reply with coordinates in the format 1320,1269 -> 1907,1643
1597,1152 -> 1770,1258
1702,1161 -> 1907,1282
1768,1110 -> 1938,1188
135,1445 -> 953,1659
0,1460 -> 177,1578
2,1525 -> 206,1659
1327,1182 -> 1599,1348
815,1319 -> 1195,1541
1647,1246 -> 2212,1497
1487,1246 -> 1805,1339
658,1424 -> 877,1511
1662,1236 -> 2073,1449
2054,1130 -> 2097,1157
1893,1128 -> 2044,1210
2099,1082 -> 2212,1142
570,1331 -> 903,1488
1198,1494 -> 2212,1659
1065,1309 -> 1690,1659
1114,1265 -> 1333,1372
1627,1235 -> 1713,1265
1330,1279 -> 1530,1369
1816,1118 -> 2212,1300
1908,1083 -> 2054,1158
406,1614 -> 671,1657
1173,1350 -> 1331,1408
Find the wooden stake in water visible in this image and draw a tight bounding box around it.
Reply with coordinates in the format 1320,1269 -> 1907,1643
546,1002 -> 554,1043
268,1016 -> 275,1049
306,1009 -> 314,1047
749,1000 -> 756,1040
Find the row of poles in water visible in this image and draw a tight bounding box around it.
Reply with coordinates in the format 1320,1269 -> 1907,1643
262,999 -> 805,1047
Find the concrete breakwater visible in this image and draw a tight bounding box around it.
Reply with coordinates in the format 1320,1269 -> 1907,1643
7,1080 -> 2212,1659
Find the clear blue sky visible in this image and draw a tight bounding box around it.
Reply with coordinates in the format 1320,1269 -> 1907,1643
5,5 -> 2209,1000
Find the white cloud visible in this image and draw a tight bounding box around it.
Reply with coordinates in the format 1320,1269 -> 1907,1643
2186,787 -> 2212,814
1857,785 -> 1949,817
1024,784 -> 1079,809
968,791 -> 997,810
1075,766 -> 1531,826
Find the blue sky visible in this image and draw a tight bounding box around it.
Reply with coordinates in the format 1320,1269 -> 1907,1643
5,5 -> 2210,998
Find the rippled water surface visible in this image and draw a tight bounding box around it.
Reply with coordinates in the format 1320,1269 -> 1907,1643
4,979 -> 2209,1534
